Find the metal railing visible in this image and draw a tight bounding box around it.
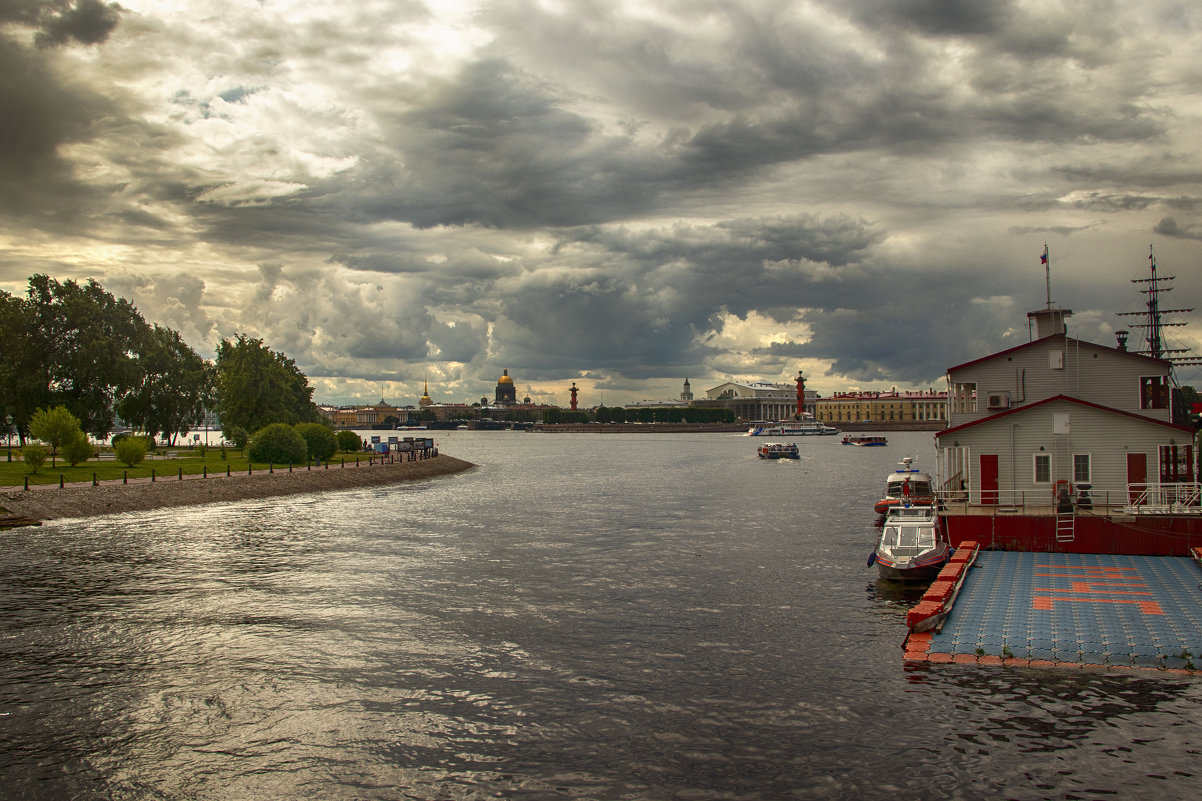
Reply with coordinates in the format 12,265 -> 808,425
934,482 -> 1202,516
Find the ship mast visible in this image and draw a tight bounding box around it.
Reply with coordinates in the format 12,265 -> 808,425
1115,245 -> 1201,369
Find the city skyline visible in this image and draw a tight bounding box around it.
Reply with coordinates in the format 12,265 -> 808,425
3,1 -> 1201,409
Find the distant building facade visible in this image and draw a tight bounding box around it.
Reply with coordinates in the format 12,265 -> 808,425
692,380 -> 817,421
814,389 -> 947,424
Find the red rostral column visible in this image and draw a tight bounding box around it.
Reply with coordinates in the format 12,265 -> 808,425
795,370 -> 805,418
570,382 -> 578,411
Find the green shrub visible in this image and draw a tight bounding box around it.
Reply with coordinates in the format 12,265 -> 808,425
114,437 -> 147,467
21,443 -> 48,473
295,422 -> 338,462
195,442 -> 208,459
336,429 -> 363,453
111,432 -> 129,447
247,423 -> 307,465
62,431 -> 94,467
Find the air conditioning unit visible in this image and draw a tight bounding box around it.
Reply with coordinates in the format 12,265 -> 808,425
987,391 -> 1010,410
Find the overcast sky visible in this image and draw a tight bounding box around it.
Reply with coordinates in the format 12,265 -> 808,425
2,0 -> 1201,407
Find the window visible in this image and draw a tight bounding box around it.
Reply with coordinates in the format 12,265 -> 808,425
951,382 -> 977,414
1034,453 -> 1051,484
1073,454 -> 1091,484
1140,376 -> 1169,409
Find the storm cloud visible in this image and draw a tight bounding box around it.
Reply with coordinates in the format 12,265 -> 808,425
1,0 -> 1200,406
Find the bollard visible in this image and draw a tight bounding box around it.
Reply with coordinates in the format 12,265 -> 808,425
152,469 -> 156,482
356,457 -> 359,467
178,467 -> 183,480
324,461 -> 328,470
123,470 -> 127,484
289,462 -> 293,473
248,464 -> 252,475
24,476 -> 28,491
269,462 -> 274,474
59,474 -> 64,488
341,458 -> 344,468
307,460 -> 311,471
92,472 -> 97,487
227,465 -> 231,477
203,465 -> 207,478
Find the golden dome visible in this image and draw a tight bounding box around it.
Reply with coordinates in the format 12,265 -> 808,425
498,369 -> 514,384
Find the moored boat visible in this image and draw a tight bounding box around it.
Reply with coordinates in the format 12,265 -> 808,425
842,434 -> 887,446
757,442 -> 800,459
874,457 -> 936,515
871,505 -> 950,581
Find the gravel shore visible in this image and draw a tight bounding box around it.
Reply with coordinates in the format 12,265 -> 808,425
0,454 -> 475,523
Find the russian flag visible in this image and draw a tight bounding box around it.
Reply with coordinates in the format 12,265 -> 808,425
1040,248 -> 1048,264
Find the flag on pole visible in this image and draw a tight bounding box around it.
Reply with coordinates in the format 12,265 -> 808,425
1040,246 -> 1048,264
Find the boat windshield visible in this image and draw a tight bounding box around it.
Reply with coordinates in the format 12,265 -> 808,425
886,479 -> 933,498
881,524 -> 936,557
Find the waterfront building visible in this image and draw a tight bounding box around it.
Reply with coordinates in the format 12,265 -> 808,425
814,389 -> 948,425
693,379 -> 817,421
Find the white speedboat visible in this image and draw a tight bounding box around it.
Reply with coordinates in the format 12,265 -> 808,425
874,457 -> 936,515
870,505 -> 950,581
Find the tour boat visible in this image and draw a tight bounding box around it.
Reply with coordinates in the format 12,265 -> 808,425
842,434 -> 887,446
870,504 -> 950,581
757,442 -> 800,459
874,457 -> 936,515
748,421 -> 839,436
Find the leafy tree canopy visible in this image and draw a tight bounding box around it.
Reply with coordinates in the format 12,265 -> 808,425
214,335 -> 319,439
118,325 -> 214,445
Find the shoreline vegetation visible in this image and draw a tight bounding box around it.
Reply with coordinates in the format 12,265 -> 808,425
0,454 -> 475,525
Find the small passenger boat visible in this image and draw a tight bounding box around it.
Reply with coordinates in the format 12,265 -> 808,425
870,505 -> 950,581
842,434 -> 887,446
874,457 -> 936,515
757,442 -> 800,459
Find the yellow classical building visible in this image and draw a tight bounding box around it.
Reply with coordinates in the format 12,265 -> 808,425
814,389 -> 947,424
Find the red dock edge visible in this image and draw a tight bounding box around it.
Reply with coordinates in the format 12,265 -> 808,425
901,545 -> 1202,674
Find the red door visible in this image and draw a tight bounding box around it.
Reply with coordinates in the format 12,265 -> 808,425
980,454 -> 999,505
1127,452 -> 1147,504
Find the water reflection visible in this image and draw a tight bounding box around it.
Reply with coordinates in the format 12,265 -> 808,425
1,432 -> 1199,800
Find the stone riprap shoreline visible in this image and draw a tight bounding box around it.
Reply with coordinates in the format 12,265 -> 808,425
0,455 -> 475,523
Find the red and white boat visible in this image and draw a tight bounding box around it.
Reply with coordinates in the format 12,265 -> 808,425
874,457 -> 936,515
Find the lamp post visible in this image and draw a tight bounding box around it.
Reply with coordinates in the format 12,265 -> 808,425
5,414 -> 12,462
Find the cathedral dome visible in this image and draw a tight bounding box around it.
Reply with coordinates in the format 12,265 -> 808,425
498,369 -> 514,384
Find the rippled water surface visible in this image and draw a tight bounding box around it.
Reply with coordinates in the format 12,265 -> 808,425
2,432 -> 1200,799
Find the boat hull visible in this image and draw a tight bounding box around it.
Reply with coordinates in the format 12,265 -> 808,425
941,512 -> 1202,556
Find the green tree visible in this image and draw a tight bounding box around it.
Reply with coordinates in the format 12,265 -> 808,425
113,437 -> 147,467
335,429 -> 363,452
29,405 -> 85,468
247,423 -> 308,465
214,335 -> 319,439
118,325 -> 214,446
20,443 -> 48,473
62,430 -> 93,467
295,422 -> 338,462
0,276 -> 149,440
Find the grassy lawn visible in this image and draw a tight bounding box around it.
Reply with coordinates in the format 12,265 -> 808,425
0,447 -> 375,487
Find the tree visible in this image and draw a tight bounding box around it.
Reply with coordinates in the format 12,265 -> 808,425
295,422 -> 337,462
62,431 -> 94,467
335,430 -> 363,452
1,276 -> 150,440
247,423 -> 308,465
29,405 -> 85,468
118,325 -> 214,445
114,437 -> 147,467
214,335 -> 320,439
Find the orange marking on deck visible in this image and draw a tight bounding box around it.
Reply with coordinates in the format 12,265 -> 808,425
1032,596 -> 1165,614
1035,582 -> 1152,595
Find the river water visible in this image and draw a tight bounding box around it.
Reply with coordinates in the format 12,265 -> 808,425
1,431 -> 1200,800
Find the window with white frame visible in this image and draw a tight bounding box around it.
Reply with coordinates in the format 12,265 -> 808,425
1073,453 -> 1091,484
1034,453 -> 1051,484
